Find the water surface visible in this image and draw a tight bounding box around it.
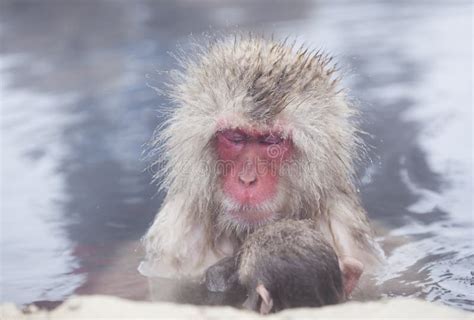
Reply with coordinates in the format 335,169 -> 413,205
0,0 -> 472,312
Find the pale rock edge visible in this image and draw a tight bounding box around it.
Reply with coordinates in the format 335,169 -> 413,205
1,296 -> 471,319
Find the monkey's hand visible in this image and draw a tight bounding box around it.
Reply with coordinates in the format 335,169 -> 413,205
204,256 -> 239,292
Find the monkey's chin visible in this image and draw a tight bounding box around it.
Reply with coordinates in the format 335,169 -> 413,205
228,209 -> 277,228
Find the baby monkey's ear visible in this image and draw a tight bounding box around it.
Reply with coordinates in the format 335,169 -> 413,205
256,283 -> 273,315
242,282 -> 274,314
339,257 -> 364,297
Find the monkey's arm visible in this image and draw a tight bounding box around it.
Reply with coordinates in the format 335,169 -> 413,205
141,195 -> 211,278
327,193 -> 385,273
141,195 -> 234,278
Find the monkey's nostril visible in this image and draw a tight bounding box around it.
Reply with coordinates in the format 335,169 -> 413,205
238,173 -> 257,186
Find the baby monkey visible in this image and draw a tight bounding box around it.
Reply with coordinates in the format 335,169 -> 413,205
205,219 -> 363,314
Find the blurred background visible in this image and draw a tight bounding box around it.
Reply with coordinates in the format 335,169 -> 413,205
0,0 -> 472,312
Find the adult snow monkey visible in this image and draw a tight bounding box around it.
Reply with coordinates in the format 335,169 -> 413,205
140,35 -> 383,283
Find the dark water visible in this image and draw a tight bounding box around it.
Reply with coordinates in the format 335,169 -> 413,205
0,0 -> 472,312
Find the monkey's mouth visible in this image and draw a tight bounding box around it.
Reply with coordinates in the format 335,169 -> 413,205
221,197 -> 282,230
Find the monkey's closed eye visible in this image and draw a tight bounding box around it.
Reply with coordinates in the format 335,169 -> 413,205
220,130 -> 247,144
260,134 -> 283,145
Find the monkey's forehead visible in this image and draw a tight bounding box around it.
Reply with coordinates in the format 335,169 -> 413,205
215,116 -> 292,136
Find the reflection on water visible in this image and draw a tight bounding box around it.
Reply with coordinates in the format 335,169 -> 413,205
0,67 -> 84,303
0,0 -> 472,312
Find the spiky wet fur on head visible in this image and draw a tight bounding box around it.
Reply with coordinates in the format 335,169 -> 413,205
149,34 -> 363,249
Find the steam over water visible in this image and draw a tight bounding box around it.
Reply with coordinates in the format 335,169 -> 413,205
0,0 -> 472,312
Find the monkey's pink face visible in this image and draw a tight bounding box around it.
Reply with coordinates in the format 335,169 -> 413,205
216,127 -> 292,226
